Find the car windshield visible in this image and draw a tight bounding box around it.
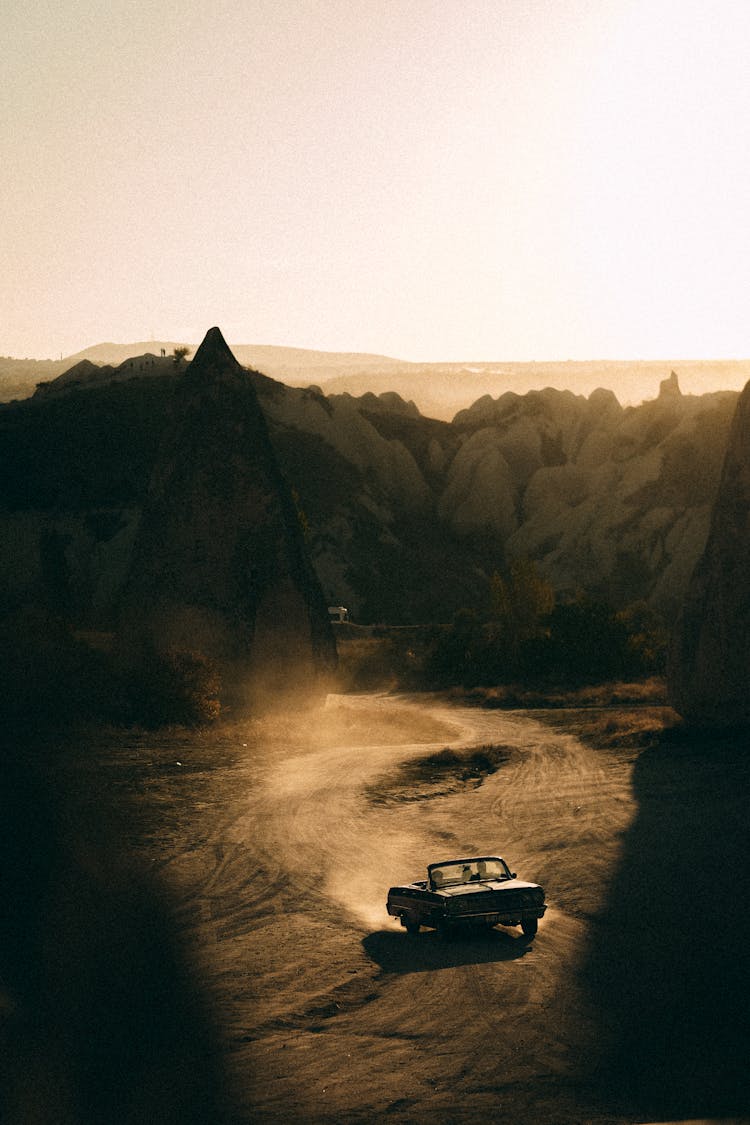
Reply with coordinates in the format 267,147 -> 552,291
430,857 -> 511,888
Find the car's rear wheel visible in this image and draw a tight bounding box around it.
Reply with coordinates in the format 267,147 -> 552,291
404,917 -> 420,935
521,916 -> 538,938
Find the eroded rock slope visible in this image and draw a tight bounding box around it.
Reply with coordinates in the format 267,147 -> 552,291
0,352 -> 738,627
121,327 -> 336,706
441,378 -> 735,612
669,380 -> 750,725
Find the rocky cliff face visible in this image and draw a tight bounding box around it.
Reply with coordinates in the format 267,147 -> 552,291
441,379 -> 736,612
249,373 -> 736,623
668,381 -> 750,725
253,378 -> 460,622
0,351 -> 738,635
121,327 -> 336,708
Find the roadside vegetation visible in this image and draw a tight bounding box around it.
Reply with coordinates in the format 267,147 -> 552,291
0,607 -> 222,732
420,559 -> 668,690
541,704 -> 679,755
4,556 -> 670,732
335,558 -> 670,705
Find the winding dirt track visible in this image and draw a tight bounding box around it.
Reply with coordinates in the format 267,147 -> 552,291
148,692 -> 643,1124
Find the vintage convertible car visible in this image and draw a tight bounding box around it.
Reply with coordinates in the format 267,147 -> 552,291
387,855 -> 546,938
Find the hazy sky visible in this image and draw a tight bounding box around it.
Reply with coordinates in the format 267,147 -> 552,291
4,0 -> 750,361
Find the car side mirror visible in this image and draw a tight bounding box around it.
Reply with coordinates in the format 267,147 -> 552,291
510,872 -> 517,879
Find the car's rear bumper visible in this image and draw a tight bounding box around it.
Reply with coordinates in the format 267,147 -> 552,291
446,904 -> 547,925
387,901 -> 547,927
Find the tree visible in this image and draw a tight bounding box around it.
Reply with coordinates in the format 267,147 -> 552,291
546,598 -> 631,683
489,558 -> 554,653
423,608 -> 484,687
173,345 -> 191,366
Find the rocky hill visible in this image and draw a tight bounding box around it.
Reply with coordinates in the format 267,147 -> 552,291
121,328 -> 336,709
256,371 -> 737,622
0,356 -> 69,402
0,342 -> 404,405
441,375 -> 736,612
0,329 -> 336,715
0,347 -> 739,634
669,380 -> 750,725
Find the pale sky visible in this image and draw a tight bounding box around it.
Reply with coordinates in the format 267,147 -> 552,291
4,0 -> 750,361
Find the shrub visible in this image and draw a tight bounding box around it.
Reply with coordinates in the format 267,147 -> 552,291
422,609 -> 486,687
416,594 -> 668,690
118,643 -> 221,727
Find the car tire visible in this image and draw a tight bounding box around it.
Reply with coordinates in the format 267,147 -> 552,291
521,917 -> 538,939
404,917 -> 420,935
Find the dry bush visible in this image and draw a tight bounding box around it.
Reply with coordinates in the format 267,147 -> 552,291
567,707 -> 679,750
118,643 -> 221,728
453,677 -> 668,711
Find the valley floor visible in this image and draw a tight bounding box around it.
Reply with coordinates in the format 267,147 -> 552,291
64,694 -> 750,1124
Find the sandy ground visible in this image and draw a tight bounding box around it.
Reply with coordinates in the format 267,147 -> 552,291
54,693 -> 750,1124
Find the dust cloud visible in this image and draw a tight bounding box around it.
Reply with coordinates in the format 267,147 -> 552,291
253,693 -> 463,930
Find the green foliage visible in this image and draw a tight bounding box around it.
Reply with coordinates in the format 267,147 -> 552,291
543,600 -> 631,683
422,608 -> 487,687
421,558 -> 556,687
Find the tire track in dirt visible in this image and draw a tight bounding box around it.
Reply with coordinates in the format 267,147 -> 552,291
121,694 -> 637,1122
227,693 -> 628,1123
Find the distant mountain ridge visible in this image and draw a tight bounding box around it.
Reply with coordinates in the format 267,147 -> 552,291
0,341 -> 407,407
317,359 -> 750,419
3,342 -> 750,420
58,341 -> 407,371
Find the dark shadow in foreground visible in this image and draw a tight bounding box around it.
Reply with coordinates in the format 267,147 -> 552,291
582,727 -> 750,1121
0,739 -> 233,1124
363,925 -> 532,975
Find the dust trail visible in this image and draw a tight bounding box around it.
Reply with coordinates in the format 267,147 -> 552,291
249,693 -> 616,934
251,693 -> 465,929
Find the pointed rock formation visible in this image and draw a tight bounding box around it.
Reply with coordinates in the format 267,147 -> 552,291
121,327 -> 336,711
668,380 -> 750,725
659,370 -> 682,399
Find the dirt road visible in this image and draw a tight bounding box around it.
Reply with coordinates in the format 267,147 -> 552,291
118,692 -> 634,1123
91,692 -> 748,1123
